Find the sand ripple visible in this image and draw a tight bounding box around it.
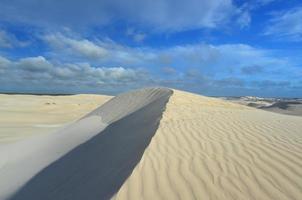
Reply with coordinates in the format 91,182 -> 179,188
114,90 -> 302,200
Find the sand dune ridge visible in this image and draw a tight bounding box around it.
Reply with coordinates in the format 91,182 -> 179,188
0,87 -> 172,200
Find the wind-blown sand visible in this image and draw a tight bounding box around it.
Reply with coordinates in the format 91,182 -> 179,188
1,88 -> 302,200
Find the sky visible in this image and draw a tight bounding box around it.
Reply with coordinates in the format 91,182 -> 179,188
0,0 -> 301,97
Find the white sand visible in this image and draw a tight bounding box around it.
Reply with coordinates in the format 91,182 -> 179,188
261,102 -> 302,116
0,94 -> 111,143
0,88 -> 172,200
1,88 -> 302,200
114,89 -> 302,200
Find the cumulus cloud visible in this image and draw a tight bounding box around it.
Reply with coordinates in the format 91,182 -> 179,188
1,31 -> 300,96
152,43 -> 288,78
17,56 -> 53,72
43,33 -> 108,59
264,7 -> 302,41
0,31 -> 12,48
0,0 -> 242,32
0,56 -> 10,68
0,56 -> 148,93
42,33 -> 296,83
48,34 -> 289,78
42,33 -> 157,66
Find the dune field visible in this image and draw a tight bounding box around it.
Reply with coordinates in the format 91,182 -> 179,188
0,88 -> 302,200
0,94 -> 111,143
221,96 -> 302,117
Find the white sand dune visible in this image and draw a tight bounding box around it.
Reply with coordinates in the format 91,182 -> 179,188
114,90 -> 302,200
1,88 -> 302,200
0,88 -> 172,200
0,94 -> 111,143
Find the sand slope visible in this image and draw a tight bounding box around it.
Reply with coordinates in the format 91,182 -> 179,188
1,88 -> 302,200
114,89 -> 302,200
260,101 -> 302,116
222,96 -> 302,117
0,94 -> 111,143
0,88 -> 172,200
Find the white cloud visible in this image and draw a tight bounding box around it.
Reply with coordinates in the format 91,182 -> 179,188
0,0 -> 240,32
42,32 -> 293,79
153,43 -> 287,77
44,33 -> 108,59
264,7 -> 302,41
43,33 -> 157,65
0,56 -> 11,68
130,0 -> 237,31
17,56 -> 53,72
0,56 -> 11,74
0,56 -> 147,93
2,32 -> 300,95
0,31 -> 12,48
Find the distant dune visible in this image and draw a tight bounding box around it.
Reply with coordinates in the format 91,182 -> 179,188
1,88 -> 302,200
0,94 -> 111,143
221,96 -> 302,117
260,101 -> 302,116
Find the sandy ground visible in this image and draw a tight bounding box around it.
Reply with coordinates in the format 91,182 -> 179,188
261,102 -> 302,116
114,89 -> 302,200
0,94 -> 111,143
1,88 -> 302,200
0,88 -> 172,200
221,97 -> 302,116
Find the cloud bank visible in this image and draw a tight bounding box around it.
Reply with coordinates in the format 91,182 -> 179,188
1,32 -> 301,96
0,0 -> 301,97
0,55 -> 147,94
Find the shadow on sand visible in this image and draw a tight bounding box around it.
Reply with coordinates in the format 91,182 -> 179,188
10,90 -> 172,200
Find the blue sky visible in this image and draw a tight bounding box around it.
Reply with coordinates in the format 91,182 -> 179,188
0,0 -> 301,97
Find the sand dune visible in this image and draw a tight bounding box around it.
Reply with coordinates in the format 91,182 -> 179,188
221,96 -> 302,116
260,101 -> 302,116
0,94 -> 111,143
0,88 -> 172,200
114,90 -> 302,200
1,88 -> 302,200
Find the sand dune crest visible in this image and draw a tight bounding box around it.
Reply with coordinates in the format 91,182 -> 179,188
0,88 -> 172,200
114,89 -> 302,200
1,88 -> 302,200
